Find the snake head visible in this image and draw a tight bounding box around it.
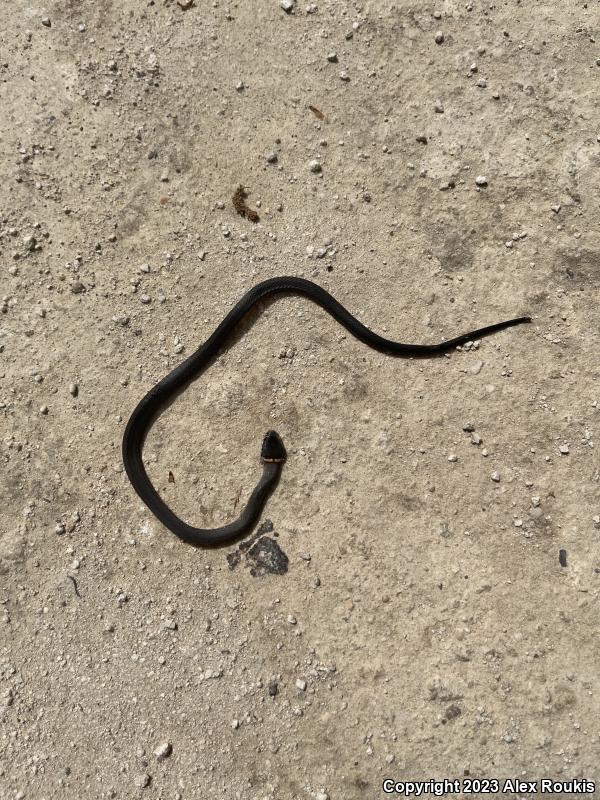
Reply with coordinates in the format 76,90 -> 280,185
261,430 -> 286,463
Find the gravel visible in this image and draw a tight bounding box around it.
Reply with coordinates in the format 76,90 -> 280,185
154,742 -> 172,761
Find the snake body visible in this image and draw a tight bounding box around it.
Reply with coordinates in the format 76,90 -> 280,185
122,276 -> 530,547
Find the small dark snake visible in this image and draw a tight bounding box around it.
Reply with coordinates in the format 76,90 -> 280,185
122,276 -> 530,547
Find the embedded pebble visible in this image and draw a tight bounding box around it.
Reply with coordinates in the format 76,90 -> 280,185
41,15 -> 51,27
296,678 -> 307,691
69,383 -> 78,397
434,100 -> 444,113
470,360 -> 484,375
266,152 -> 278,163
280,0 -> 294,11
287,614 -> 297,624
559,444 -> 569,455
434,31 -> 444,44
327,52 -> 338,63
309,160 -> 322,173
154,742 -> 172,761
134,773 -> 151,789
447,454 -> 458,462
490,471 -> 501,482
475,175 -> 488,186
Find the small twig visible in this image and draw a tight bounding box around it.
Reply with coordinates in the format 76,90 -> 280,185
308,104 -> 326,121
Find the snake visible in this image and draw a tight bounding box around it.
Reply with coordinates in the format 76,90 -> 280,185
122,276 -> 531,547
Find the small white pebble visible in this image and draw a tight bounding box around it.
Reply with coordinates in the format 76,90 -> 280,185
134,773 -> 151,789
475,175 -> 488,187
154,742 -> 172,761
296,678 -> 307,691
447,454 -> 458,463
559,444 -> 569,455
287,614 -> 297,624
490,471 -> 501,482
434,31 -> 444,43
